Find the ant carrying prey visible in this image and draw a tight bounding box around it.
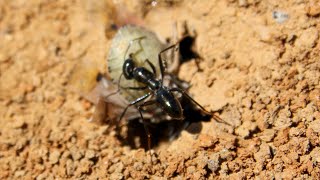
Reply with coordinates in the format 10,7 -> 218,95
107,34 -> 215,149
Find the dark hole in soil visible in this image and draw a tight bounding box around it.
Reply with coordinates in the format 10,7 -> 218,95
179,35 -> 200,63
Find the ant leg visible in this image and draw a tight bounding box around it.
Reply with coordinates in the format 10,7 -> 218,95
170,22 -> 179,73
158,44 -> 179,83
121,86 -> 148,91
104,72 -> 125,101
119,92 -> 152,121
169,88 -> 212,115
169,88 -> 229,125
168,74 -> 190,90
123,36 -> 146,61
194,57 -> 202,72
144,59 -> 156,75
137,100 -> 157,150
103,89 -> 121,102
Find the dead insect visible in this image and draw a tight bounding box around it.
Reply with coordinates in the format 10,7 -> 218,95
108,25 -> 165,102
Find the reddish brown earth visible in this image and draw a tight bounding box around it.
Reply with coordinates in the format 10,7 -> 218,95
1,0 -> 320,179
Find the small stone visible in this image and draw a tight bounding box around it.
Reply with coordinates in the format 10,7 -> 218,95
61,150 -> 71,159
110,173 -> 124,180
36,146 -> 49,162
274,108 -> 292,129
224,89 -> 234,97
32,75 -> 42,87
260,129 -> 275,142
14,170 -> 26,177
133,149 -> 146,162
309,89 -> 320,108
0,70 -> 19,90
235,121 -> 257,138
254,143 -> 271,163
236,125 -> 250,138
11,117 -> 26,129
238,0 -> 248,7
219,162 -> 229,176
295,27 -> 319,49
272,10 -> 289,24
186,166 -> 196,174
289,127 -> 304,137
66,159 -> 75,176
197,134 -> 217,148
36,173 -> 47,180
0,52 -> 9,62
310,147 -> 320,163
309,119 -> 320,133
77,159 -> 94,174
242,97 -> 252,109
49,95 -> 65,111
273,128 -> 290,146
133,162 -> 143,171
70,146 -> 84,161
305,1 -> 320,16
114,162 -> 124,173
207,153 -> 220,172
15,137 -> 28,151
85,150 -> 96,160
258,26 -> 274,43
49,150 -> 61,164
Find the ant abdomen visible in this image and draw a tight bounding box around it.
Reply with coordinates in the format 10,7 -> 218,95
156,88 -> 184,119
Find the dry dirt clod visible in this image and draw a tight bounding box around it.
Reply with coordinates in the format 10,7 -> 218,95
49,150 -> 61,165
295,27 -> 319,49
305,1 -> 320,16
235,121 -> 258,138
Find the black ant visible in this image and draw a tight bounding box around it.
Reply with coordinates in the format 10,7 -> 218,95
108,37 -> 215,149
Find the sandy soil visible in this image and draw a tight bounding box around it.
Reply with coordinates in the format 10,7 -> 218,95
1,0 -> 320,179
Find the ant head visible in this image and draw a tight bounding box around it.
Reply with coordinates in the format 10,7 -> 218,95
123,55 -> 135,79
